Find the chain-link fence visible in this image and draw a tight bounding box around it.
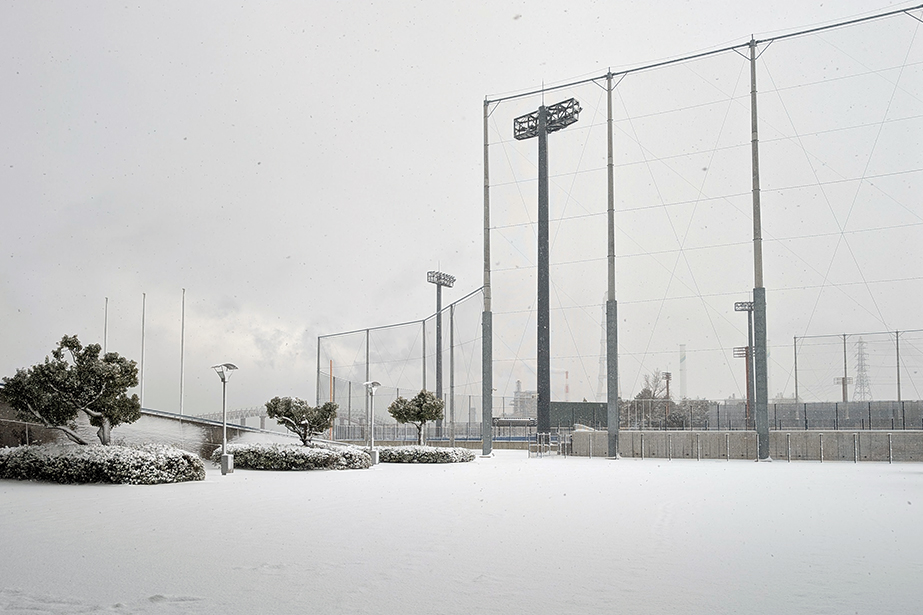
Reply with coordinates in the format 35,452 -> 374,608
794,329 -> 923,403
317,288 -> 484,440
484,8 -> 923,406
316,9 -> 923,437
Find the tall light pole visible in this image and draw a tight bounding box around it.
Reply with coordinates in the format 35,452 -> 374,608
364,380 -> 380,464
427,270 -> 455,439
103,297 -> 109,355
140,292 -> 146,409
180,288 -> 186,416
211,362 -> 238,475
513,97 -> 581,435
735,301 -> 755,429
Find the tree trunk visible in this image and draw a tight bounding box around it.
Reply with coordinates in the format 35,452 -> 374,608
96,419 -> 112,445
416,424 -> 423,446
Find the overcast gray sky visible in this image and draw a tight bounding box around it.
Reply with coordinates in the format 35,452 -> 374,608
2,1 -> 920,416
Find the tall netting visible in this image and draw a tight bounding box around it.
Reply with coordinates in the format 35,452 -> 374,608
317,288 -> 483,440
486,9 -> 923,406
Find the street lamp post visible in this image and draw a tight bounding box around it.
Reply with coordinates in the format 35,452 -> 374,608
364,381 -> 381,464
513,97 -> 582,435
211,362 -> 239,475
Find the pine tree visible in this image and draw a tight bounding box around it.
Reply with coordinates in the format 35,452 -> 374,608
387,390 -> 444,445
0,335 -> 140,445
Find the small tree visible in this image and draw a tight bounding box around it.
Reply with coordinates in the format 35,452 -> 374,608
0,335 -> 141,445
630,369 -> 674,429
265,396 -> 337,445
387,389 -> 444,445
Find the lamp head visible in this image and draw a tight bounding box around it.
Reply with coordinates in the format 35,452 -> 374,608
363,380 -> 381,394
211,362 -> 239,383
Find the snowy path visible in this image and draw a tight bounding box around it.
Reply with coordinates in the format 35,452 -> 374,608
1,451 -> 921,614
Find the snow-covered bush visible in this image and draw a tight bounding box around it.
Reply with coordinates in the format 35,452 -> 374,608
212,442 -> 371,470
0,443 -> 205,484
378,445 -> 475,464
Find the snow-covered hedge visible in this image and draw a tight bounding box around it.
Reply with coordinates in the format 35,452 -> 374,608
212,442 -> 371,470
378,445 -> 475,464
0,443 -> 206,485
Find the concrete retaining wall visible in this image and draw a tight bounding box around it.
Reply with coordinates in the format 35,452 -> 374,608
570,430 -> 923,462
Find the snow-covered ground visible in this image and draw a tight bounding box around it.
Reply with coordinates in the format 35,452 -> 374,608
1,451 -> 920,614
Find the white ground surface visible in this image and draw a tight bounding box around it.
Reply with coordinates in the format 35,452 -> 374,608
1,450 -> 921,614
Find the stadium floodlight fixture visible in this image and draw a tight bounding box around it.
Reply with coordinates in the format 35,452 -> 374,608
427,271 -> 456,288
734,301 -> 754,312
211,362 -> 239,475
513,98 -> 582,141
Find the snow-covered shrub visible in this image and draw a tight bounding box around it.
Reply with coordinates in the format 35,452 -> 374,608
212,442 -> 371,470
0,443 -> 205,484
378,445 -> 475,464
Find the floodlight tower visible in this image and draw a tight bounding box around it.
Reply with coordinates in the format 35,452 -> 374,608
513,97 -> 581,434
427,270 -> 455,405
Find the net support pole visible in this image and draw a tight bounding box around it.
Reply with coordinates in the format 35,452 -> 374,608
749,38 -> 770,460
365,328 -> 370,447
896,330 -> 902,403
482,98 -> 494,456
842,334 -> 849,402
605,71 -> 620,459
316,336 -> 322,406
536,105 -> 551,435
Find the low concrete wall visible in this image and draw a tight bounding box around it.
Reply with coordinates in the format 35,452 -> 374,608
570,430 -> 923,462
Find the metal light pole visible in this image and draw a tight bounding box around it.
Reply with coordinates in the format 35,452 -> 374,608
364,380 -> 380,464
513,97 -> 582,435
427,270 -> 455,438
103,297 -> 109,355
140,292 -> 146,409
733,347 -> 752,427
179,288 -> 186,416
735,301 -> 755,429
211,362 -> 238,475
